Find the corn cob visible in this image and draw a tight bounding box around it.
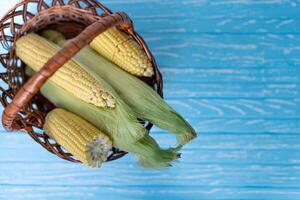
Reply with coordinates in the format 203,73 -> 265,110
34,73 -> 180,169
22,34 -> 180,169
42,30 -> 197,146
90,27 -> 154,77
44,108 -> 112,168
16,34 -> 115,109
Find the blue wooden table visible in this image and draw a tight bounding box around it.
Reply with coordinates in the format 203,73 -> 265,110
0,0 -> 300,199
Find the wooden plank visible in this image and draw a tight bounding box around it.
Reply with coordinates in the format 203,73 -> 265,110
142,33 -> 300,68
161,67 -> 300,83
1,163 -> 300,187
133,18 -> 300,34
111,0 -> 300,35
166,98 -> 300,118
163,82 -> 299,98
1,185 -> 300,200
186,118 -> 300,134
102,0 -> 300,19
1,135 -> 300,199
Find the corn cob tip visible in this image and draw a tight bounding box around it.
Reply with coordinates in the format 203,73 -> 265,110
44,108 -> 113,168
143,66 -> 154,77
98,91 -> 116,108
86,135 -> 113,168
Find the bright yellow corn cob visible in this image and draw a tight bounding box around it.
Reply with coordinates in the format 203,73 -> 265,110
16,34 -> 116,108
90,27 -> 154,77
44,108 -> 113,168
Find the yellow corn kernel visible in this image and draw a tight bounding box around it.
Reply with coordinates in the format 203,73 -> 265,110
16,34 -> 116,108
44,108 -> 113,168
90,27 -> 154,77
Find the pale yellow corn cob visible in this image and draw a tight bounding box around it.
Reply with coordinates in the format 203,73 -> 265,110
90,27 -> 154,77
16,34 -> 116,108
44,108 -> 113,168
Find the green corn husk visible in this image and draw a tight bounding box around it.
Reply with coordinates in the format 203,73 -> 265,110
42,30 -> 197,145
26,67 -> 179,169
20,34 -> 180,169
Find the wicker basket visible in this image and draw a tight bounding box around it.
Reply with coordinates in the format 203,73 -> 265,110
0,0 -> 162,163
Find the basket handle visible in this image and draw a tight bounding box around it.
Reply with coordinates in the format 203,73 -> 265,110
2,12 -> 132,131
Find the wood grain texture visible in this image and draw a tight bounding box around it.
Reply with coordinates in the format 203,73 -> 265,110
0,0 -> 300,199
144,33 -> 300,68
